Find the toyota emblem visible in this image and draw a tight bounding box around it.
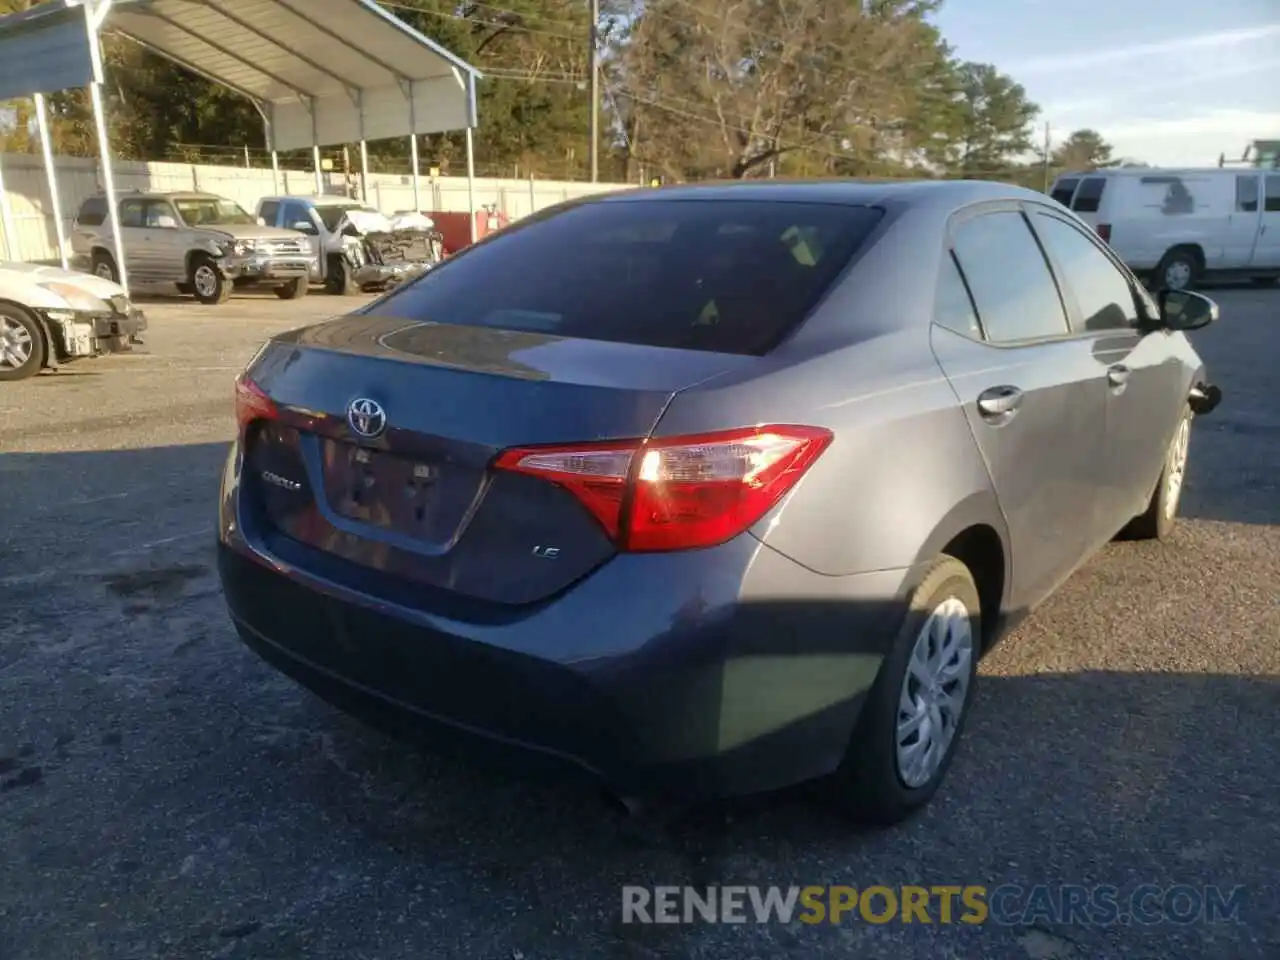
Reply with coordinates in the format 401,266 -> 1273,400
347,397 -> 387,439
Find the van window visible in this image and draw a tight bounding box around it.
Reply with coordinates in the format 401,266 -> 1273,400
1236,176 -> 1259,212
1071,178 -> 1106,213
1050,179 -> 1079,207
950,211 -> 1069,343
76,196 -> 106,227
365,200 -> 885,356
1266,176 -> 1280,213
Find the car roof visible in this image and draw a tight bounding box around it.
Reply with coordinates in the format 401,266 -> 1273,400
1055,167 -> 1239,179
587,178 -> 1049,211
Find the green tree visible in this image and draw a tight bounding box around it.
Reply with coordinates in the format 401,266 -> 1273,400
950,62 -> 1039,178
1052,128 -> 1115,171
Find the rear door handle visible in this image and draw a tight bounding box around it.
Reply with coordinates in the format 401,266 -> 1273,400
977,385 -> 1023,419
1108,364 -> 1130,387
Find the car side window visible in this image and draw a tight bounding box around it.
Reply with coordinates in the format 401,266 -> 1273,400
259,201 -> 280,226
1236,176 -> 1259,212
142,201 -> 177,228
1071,178 -> 1106,213
281,202 -> 314,232
950,211 -> 1069,343
934,252 -> 982,339
1031,212 -> 1139,333
118,199 -> 145,228
1050,179 -> 1079,207
1265,176 -> 1280,213
76,197 -> 106,227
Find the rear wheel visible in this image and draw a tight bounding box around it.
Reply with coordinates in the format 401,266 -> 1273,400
1118,405 -> 1191,541
274,277 -> 309,300
190,254 -> 231,305
1155,248 -> 1200,291
0,305 -> 47,381
834,555 -> 980,825
91,250 -> 119,284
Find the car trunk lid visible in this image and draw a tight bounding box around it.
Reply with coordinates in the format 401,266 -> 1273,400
239,316 -> 752,607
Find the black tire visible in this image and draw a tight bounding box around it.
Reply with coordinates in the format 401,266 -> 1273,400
274,277 -> 309,300
324,255 -> 360,296
189,254 -> 231,305
0,304 -> 48,381
1154,248 -> 1200,291
1250,276 -> 1277,288
1117,405 -> 1191,541
834,555 -> 981,825
90,250 -> 119,284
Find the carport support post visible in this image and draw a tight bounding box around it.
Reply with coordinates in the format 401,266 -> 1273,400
409,135 -> 421,212
34,93 -> 69,270
88,81 -> 128,292
0,155 -> 17,261
312,145 -> 323,194
359,140 -> 369,204
270,151 -> 280,196
465,126 -> 477,245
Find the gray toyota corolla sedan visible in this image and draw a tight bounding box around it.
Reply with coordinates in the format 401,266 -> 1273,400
217,179 -> 1221,824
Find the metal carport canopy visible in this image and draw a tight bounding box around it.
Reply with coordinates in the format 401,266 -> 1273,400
0,0 -> 483,281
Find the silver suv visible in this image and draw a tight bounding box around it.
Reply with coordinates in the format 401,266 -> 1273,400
70,191 -> 319,305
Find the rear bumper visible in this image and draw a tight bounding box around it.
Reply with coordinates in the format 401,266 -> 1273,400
217,485 -> 915,801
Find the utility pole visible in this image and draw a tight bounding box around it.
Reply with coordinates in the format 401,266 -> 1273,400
588,0 -> 600,182
1041,122 -> 1052,192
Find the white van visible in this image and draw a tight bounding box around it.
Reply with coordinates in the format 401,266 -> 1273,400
1049,167 -> 1280,290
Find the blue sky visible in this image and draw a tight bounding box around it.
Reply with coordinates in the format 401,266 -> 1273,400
934,0 -> 1280,166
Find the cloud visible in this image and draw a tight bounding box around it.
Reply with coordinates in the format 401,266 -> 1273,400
1098,109 -> 1280,142
1007,24 -> 1280,76
1043,62 -> 1279,118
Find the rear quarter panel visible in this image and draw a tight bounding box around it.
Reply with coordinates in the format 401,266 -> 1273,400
652,326 -> 1005,579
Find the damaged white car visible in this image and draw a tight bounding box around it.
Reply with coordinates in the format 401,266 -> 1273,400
0,262 -> 146,382
254,196 -> 445,296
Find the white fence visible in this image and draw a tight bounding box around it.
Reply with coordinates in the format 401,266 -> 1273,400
0,152 -> 632,263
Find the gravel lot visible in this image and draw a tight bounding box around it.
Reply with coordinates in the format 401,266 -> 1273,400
1,286 -> 1277,960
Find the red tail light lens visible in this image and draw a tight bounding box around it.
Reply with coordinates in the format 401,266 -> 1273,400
494,425 -> 833,552
234,374 -> 278,430
1096,223 -> 1112,243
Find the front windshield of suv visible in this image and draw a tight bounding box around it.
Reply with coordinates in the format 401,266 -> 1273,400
173,198 -> 256,227
315,203 -> 377,231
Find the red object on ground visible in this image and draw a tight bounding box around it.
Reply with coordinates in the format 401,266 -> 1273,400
428,209 -> 511,255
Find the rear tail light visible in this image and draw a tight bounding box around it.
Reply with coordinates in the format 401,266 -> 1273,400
1096,223 -> 1112,243
234,373 -> 278,430
494,425 -> 833,552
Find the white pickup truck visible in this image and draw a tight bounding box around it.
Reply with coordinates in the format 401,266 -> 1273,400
254,195 -> 444,295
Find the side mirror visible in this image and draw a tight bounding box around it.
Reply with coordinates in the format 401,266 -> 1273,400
256,216 -> 267,226
291,220 -> 317,234
1158,288 -> 1217,332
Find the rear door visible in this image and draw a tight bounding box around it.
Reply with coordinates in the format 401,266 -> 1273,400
114,199 -> 153,280
1227,174 -> 1263,267
1251,174 -> 1280,269
1026,206 -> 1183,532
929,204 -> 1109,610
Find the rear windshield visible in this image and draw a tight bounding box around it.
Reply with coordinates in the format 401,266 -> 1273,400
363,199 -> 884,355
1050,179 -> 1079,207
76,196 -> 107,226
1071,177 -> 1106,212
